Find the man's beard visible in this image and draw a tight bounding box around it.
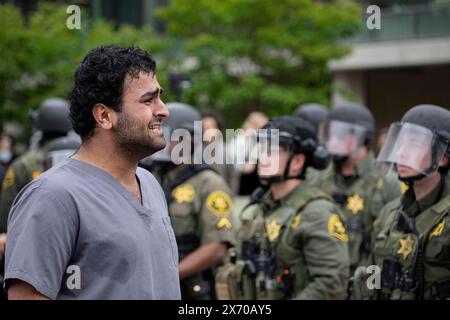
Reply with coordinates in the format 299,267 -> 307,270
113,112 -> 166,160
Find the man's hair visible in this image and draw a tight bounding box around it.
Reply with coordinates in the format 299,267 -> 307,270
68,45 -> 156,140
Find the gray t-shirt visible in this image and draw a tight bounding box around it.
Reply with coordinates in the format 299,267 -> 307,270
4,158 -> 181,300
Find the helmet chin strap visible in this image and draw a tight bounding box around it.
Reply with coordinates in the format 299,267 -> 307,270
398,173 -> 428,187
258,151 -> 306,186
397,146 -> 442,187
332,155 -> 350,175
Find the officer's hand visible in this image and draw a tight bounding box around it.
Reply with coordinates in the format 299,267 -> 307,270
0,233 -> 6,255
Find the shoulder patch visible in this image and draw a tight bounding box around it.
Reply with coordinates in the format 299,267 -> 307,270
206,190 -> 232,217
2,167 -> 14,189
216,218 -> 232,230
328,214 -> 348,242
172,183 -> 195,203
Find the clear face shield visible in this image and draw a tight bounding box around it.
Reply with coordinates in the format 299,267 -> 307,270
44,149 -> 76,170
376,122 -> 449,178
320,120 -> 366,157
253,130 -> 294,179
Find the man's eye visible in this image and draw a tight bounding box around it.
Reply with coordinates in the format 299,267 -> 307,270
144,99 -> 153,105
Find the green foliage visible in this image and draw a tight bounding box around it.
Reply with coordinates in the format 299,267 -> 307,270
158,0 -> 362,127
0,0 -> 362,139
0,2 -> 171,140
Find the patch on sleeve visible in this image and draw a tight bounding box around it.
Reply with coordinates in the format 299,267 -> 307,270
2,167 -> 14,189
206,191 -> 232,217
172,184 -> 195,203
328,214 -> 348,242
216,218 -> 232,230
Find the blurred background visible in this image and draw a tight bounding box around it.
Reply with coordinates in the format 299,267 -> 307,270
0,0 -> 449,152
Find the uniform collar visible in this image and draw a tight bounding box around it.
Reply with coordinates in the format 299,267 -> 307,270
333,151 -> 375,186
401,174 -> 450,217
261,181 -> 306,213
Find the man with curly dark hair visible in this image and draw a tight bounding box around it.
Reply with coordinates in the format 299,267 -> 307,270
3,45 -> 181,300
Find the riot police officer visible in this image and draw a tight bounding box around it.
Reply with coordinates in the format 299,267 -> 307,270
217,116 -> 349,300
0,98 -> 73,299
43,134 -> 81,171
368,104 -> 450,300
313,103 -> 401,274
0,97 -> 72,233
144,102 -> 234,300
293,102 -> 330,185
293,103 -> 329,134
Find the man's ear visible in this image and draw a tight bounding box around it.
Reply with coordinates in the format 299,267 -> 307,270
92,103 -> 116,130
289,153 -> 306,176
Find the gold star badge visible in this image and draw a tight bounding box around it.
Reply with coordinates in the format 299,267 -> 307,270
346,193 -> 364,215
429,220 -> 445,240
397,234 -> 414,260
172,184 -> 195,203
266,219 -> 281,242
291,214 -> 301,229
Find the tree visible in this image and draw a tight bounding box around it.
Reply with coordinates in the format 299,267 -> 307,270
0,2 -> 169,142
158,0 -> 362,127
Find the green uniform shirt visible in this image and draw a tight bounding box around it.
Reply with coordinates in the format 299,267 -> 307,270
312,152 -> 402,269
160,165 -> 235,247
236,182 -> 350,300
371,174 -> 450,300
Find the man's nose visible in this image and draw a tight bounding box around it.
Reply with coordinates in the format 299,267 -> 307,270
154,100 -> 169,119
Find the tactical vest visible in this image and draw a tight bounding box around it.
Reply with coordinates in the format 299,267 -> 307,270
237,188 -> 333,300
373,194 -> 450,300
320,169 -> 380,268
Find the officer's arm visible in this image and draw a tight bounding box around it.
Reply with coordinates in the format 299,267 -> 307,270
178,176 -> 235,279
179,242 -> 228,280
294,208 -> 350,300
8,279 -> 50,300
